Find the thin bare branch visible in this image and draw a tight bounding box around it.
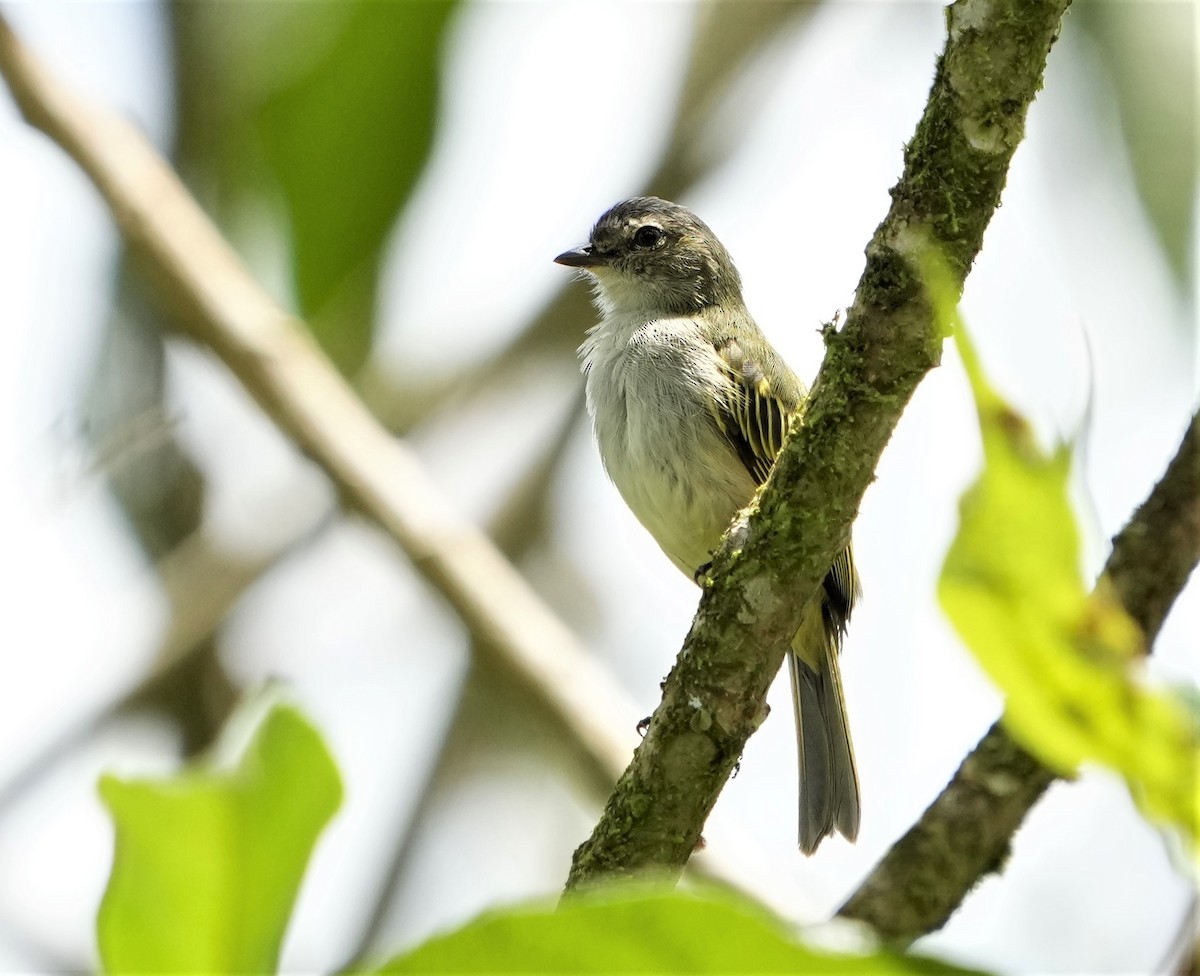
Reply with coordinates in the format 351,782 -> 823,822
839,411 -> 1200,944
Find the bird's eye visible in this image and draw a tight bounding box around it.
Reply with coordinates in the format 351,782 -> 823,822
633,225 -> 663,249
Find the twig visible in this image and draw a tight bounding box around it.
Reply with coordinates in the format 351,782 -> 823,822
564,0 -> 1072,891
1104,413 -> 1200,642
839,412 -> 1200,944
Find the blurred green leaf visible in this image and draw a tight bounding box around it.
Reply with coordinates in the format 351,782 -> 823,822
372,886 -> 984,974
1078,1 -> 1196,286
254,0 -> 458,373
170,0 -> 457,374
929,263 -> 1200,850
97,703 -> 343,974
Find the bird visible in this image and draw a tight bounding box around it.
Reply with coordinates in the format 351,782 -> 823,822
555,196 -> 861,853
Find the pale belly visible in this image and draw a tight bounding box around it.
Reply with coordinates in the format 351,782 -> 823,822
585,332 -> 757,578
612,449 -> 753,578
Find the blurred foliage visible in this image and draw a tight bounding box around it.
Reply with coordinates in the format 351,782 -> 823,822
97,703 -> 342,974
92,702 -> 986,975
652,0 -> 814,199
170,0 -> 458,374
88,297 -> 204,560
6,0 -> 1187,968
90,254 -> 236,757
374,886 -> 985,975
933,282 -> 1200,851
73,0 -> 461,773
1078,1 -> 1196,288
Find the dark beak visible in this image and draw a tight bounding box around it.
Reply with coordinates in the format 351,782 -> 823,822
554,245 -> 603,269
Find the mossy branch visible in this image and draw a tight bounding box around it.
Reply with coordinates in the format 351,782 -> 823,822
839,411 -> 1199,944
564,0 -> 1072,891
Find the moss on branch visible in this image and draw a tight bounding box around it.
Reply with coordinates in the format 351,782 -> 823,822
565,0 -> 1073,893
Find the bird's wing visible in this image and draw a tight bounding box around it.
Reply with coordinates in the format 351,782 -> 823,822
708,335 -> 796,487
708,334 -> 860,624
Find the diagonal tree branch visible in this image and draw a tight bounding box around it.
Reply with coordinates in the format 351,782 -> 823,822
1104,413 -> 1200,642
564,0 -> 1072,891
839,411 -> 1200,945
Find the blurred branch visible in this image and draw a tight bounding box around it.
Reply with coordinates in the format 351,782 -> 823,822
487,390 -> 586,559
339,392 -> 591,970
1181,944 -> 1200,976
87,286 -> 236,753
564,0 -> 1071,892
1162,892 -> 1199,976
839,411 -> 1200,944
0,12 -> 637,785
90,289 -> 204,558
0,916 -> 79,975
0,12 -> 785,909
653,0 -> 812,197
0,511 -> 328,813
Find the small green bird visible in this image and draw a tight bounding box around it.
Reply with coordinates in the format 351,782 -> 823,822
556,197 -> 861,853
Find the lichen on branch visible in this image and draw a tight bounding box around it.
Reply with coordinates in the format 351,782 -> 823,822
565,0 -> 1073,893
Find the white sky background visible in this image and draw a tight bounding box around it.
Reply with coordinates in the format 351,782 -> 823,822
0,1 -> 1196,973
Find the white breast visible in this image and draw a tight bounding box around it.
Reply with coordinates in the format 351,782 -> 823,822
580,313 -> 758,577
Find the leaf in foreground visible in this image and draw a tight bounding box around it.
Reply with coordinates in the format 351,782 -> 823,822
97,703 -> 343,974
374,887 -> 984,974
937,303 -> 1199,850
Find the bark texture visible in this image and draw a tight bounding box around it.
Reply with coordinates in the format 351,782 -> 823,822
565,0 -> 1073,891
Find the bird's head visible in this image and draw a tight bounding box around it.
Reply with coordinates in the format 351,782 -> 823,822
555,197 -> 743,316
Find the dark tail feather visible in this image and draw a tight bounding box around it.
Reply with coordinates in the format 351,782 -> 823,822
789,638 -> 860,854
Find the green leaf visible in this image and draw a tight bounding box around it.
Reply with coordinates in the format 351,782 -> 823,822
1078,3 -> 1196,285
372,886 -> 984,975
926,258 -> 1200,852
254,0 -> 459,373
97,703 -> 343,974
168,0 -> 458,375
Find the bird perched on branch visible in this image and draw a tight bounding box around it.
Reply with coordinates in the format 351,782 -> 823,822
555,197 -> 861,853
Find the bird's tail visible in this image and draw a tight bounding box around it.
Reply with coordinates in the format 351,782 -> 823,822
789,606 -> 860,854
